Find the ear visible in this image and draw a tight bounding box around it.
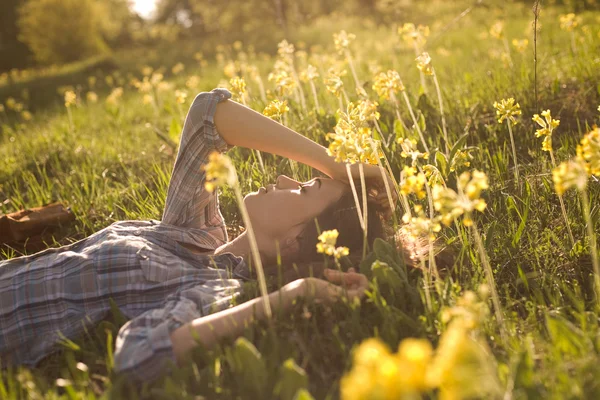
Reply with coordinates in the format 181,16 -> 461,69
278,224 -> 304,261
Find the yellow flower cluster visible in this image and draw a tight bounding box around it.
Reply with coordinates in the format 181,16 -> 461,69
229,77 -> 247,101
559,13 -> 581,32
341,338 -> 432,400
202,151 -> 237,193
342,290 -> 500,400
532,110 -> 560,152
325,68 -> 346,98
422,164 -> 445,187
106,87 -> 123,106
64,90 -> 77,108
262,99 -> 290,120
433,170 -> 488,226
552,159 -> 587,195
449,149 -> 473,172
268,68 -> 296,97
174,89 -> 188,105
400,166 -> 427,199
356,99 -> 380,122
398,138 -> 428,166
299,64 -> 319,82
326,125 -> 382,165
398,23 -> 430,47
576,127 -> 600,176
493,98 -> 521,125
86,92 -> 98,103
489,21 -> 504,39
316,229 -> 349,259
415,52 -> 433,76
402,205 -> 441,241
512,38 -> 529,54
372,70 -> 404,100
333,30 -> 356,54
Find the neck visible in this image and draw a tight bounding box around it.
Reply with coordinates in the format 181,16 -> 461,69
215,230 -> 251,258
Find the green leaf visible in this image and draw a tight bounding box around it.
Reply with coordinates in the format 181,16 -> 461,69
274,359 -> 308,400
371,260 -> 404,291
168,117 -> 182,142
545,312 -> 591,356
228,337 -> 268,397
435,150 -> 448,178
394,119 -> 406,140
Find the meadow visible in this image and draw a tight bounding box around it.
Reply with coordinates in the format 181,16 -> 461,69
1,0 -> 600,398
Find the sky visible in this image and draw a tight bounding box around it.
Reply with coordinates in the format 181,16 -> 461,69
130,0 -> 157,19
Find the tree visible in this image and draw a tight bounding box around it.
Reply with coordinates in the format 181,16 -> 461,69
0,0 -> 32,71
17,0 -> 109,65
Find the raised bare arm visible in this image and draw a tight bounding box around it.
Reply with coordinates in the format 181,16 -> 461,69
214,100 -> 344,179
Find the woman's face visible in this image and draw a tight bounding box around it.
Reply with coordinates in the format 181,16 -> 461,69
244,175 -> 347,243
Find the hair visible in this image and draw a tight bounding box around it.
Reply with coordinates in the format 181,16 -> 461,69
257,182 -> 388,284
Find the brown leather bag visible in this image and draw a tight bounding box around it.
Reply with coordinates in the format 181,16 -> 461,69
0,202 -> 75,252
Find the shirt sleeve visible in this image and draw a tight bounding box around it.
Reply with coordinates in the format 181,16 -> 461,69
113,279 -> 242,383
161,88 -> 233,242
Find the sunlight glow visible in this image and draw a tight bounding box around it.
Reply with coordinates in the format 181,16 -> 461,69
131,0 -> 157,19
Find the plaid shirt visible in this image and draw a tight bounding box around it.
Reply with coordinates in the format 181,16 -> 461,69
0,88 -> 250,382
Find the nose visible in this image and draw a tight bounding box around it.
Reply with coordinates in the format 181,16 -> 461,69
275,175 -> 300,190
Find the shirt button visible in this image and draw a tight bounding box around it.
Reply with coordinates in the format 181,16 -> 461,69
134,229 -> 141,236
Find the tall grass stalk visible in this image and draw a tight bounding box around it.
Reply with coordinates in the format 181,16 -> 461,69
506,120 -> 519,186
359,164 -> 368,259
468,216 -> 508,346
548,150 -> 575,247
399,89 -> 429,154
233,185 -> 272,318
580,189 -> 600,305
388,92 -> 409,133
431,69 -> 450,155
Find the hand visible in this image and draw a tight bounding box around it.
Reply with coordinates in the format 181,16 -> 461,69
302,268 -> 369,304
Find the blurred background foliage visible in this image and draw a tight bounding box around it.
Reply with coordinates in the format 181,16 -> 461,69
1,0 -> 599,73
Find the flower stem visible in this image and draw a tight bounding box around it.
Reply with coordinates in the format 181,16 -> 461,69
580,189 -> 600,306
432,68 -> 450,156
359,163 -> 368,259
346,163 -> 365,231
549,150 -> 575,247
470,220 -> 508,346
389,91 -> 409,134
309,80 -> 321,112
399,90 -> 430,154
506,120 -> 519,187
233,186 -> 272,318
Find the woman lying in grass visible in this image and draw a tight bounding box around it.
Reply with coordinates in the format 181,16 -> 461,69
0,88 -> 395,383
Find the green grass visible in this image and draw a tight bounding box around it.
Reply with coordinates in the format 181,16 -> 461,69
1,0 -> 600,398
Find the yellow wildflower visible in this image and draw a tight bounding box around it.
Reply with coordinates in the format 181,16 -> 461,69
532,110 -> 560,137
326,125 -> 382,165
399,23 -> 430,47
203,151 -> 237,192
86,92 -> 98,103
325,69 -> 345,98
416,52 -> 433,76
396,338 -> 434,391
400,166 -> 427,199
21,110 -> 32,121
356,99 -> 380,122
402,206 -> 442,241
175,90 -> 188,104
5,97 -> 16,110
141,66 -> 153,76
186,75 -> 200,89
277,40 -> 295,61
372,70 -> 404,100
316,229 -> 349,259
433,170 -> 488,226
229,77 -> 247,101
299,64 -> 319,82
552,159 -> 588,195
233,40 -> 243,51
426,320 -> 501,400
493,98 -> 521,125
268,69 -> 296,97
450,149 -> 473,172
106,87 -> 123,106
171,62 -> 185,75
576,127 -> 600,176
223,62 -> 237,79
560,13 -> 581,32
423,164 -> 445,187
398,138 -> 428,166
333,30 -> 356,54
64,90 -> 77,108
263,99 -> 289,120
142,94 -> 153,105
489,21 -> 504,39
512,38 -> 529,53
